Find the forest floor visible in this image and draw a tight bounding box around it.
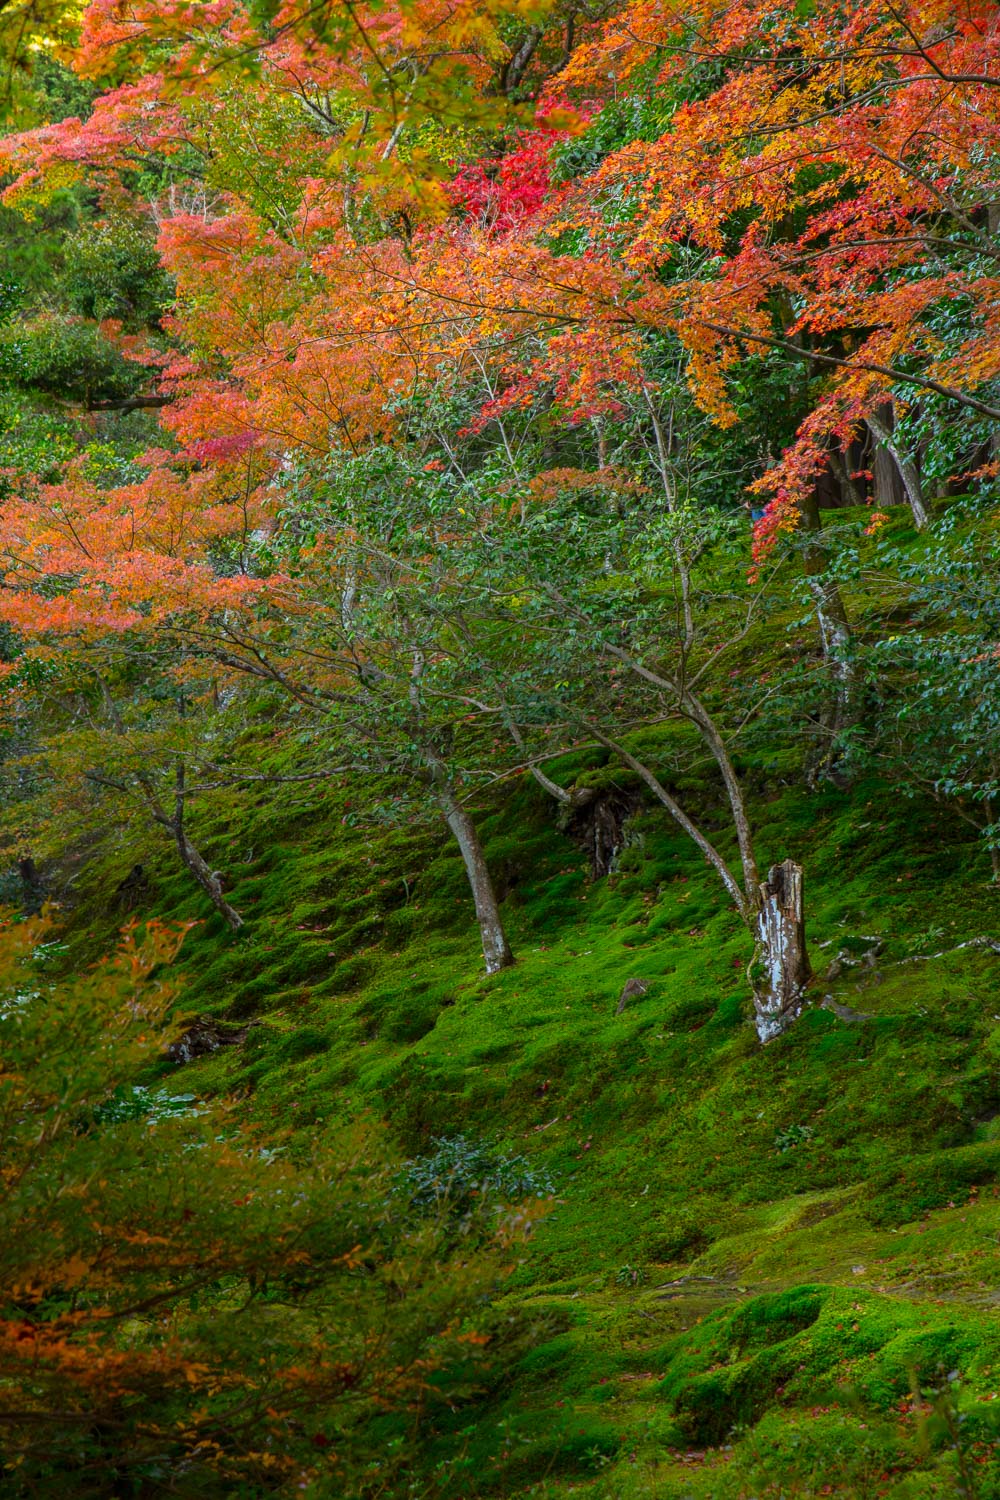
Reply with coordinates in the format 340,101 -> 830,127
54,732 -> 1000,1498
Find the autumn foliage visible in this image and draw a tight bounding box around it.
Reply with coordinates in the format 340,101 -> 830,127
0,1 -> 998,1482
0,0 -> 994,972
0,914 -> 520,1492
0,0 -> 998,1463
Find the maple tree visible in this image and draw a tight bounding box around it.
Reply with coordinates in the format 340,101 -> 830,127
5,8 -> 1000,1491
0,448 -> 271,926
2,0 -> 1000,1020
421,463 -> 814,1040
183,444 -> 520,973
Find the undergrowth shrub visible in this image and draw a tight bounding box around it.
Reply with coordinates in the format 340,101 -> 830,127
92,1084 -> 201,1124
399,1134 -> 555,1215
0,916 -> 525,1497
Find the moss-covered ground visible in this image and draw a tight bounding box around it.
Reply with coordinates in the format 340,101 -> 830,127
49,715 -> 1000,1499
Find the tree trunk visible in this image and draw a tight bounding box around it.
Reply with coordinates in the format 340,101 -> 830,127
174,832 -> 244,931
892,447 -> 928,529
752,860 -> 810,1042
435,783 -> 514,975
987,797 -> 1000,884
798,491 -> 855,783
592,725 -> 811,1044
589,724 -> 748,912
593,646 -> 760,899
828,446 -> 865,507
867,405 -> 928,529
642,382 -> 695,647
18,856 -> 44,914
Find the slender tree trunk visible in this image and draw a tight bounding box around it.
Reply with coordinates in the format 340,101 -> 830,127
642,382 -> 695,647
676,687 -> 760,897
867,405 -> 929,529
93,674 -> 245,931
173,830 -> 244,931
503,709 -> 597,812
434,781 -> 514,974
986,797 -> 1000,883
828,446 -> 865,507
502,22 -> 543,93
586,724 -> 748,913
752,860 -> 811,1042
799,492 -> 852,658
412,641 -> 513,973
893,447 -> 927,528
164,761 -> 244,931
593,642 -> 761,898
798,491 -> 855,783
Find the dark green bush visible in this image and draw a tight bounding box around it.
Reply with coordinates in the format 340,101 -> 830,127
61,216 -> 172,329
0,314 -> 142,405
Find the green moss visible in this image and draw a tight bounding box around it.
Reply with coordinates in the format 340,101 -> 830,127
865,1141 -> 1000,1227
273,1026 -> 330,1062
41,726 -> 1000,1499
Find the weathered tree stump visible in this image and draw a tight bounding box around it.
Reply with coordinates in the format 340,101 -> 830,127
561,787 -> 640,879
753,859 -> 811,1043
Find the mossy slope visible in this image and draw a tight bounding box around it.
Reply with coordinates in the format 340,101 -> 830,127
52,733 -> 1000,1497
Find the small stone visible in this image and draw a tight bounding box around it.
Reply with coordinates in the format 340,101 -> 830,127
616,977 -> 649,1014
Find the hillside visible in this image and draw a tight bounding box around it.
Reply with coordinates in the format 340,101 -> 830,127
41,696 -> 1000,1498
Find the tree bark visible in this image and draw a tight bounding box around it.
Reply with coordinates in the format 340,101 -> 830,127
160,761 -> 244,931
588,724 -> 748,914
91,676 -> 245,931
641,382 -> 695,647
986,797 -> 1000,884
867,405 -> 929,529
798,491 -> 855,783
676,687 -> 760,899
828,446 -> 865,507
591,643 -> 761,901
173,831 -> 244,932
434,781 -> 514,974
502,709 -> 597,811
501,23 -> 543,93
752,860 -> 811,1042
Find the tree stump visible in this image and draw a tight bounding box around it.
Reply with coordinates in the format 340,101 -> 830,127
753,859 -> 810,1043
